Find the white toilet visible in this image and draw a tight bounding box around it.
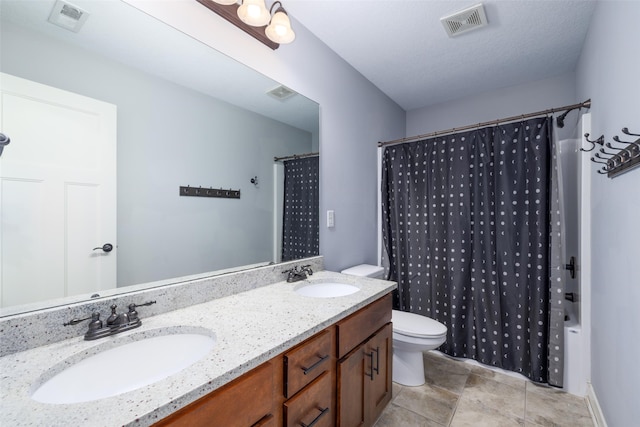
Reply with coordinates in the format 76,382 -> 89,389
341,264 -> 448,387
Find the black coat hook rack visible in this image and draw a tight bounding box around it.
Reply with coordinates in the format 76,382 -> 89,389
179,186 -> 240,199
585,127 -> 640,178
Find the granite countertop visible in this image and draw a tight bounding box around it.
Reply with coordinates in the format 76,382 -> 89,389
0,271 -> 396,426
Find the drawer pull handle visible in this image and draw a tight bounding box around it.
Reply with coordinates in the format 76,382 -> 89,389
372,346 -> 380,375
301,354 -> 329,375
300,406 -> 329,427
365,351 -> 374,380
252,413 -> 273,427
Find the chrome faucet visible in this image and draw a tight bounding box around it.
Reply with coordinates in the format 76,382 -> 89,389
64,300 -> 157,340
283,265 -> 313,283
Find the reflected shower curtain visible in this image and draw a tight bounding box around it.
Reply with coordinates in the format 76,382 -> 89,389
382,117 -> 553,382
281,156 -> 319,261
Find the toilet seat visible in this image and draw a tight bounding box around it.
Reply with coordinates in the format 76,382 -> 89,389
392,310 -> 447,339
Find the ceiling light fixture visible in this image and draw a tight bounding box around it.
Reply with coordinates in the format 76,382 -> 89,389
197,0 -> 295,49
265,2 -> 295,44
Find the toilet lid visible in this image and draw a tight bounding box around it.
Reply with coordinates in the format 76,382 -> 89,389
392,310 -> 447,338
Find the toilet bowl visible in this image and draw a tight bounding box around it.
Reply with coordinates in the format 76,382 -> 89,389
341,264 -> 448,387
391,309 -> 447,386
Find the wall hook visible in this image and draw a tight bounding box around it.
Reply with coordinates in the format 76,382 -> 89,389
599,148 -> 619,156
621,127 -> 640,137
594,152 -> 612,160
586,127 -> 640,178
590,157 -> 609,165
250,176 -> 258,186
605,142 -> 623,150
612,135 -> 635,144
581,133 -> 604,152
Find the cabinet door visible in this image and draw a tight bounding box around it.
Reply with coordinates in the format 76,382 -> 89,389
337,346 -> 366,427
154,362 -> 274,427
366,323 -> 392,425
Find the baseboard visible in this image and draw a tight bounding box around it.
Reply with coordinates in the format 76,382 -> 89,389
587,382 -> 607,427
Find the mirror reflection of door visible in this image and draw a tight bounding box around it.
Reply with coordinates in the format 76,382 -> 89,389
0,73 -> 116,307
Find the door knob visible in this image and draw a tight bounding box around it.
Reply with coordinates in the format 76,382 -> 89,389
0,132 -> 10,157
93,243 -> 113,253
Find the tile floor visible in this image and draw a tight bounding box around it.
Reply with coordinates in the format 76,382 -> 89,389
375,352 -> 594,427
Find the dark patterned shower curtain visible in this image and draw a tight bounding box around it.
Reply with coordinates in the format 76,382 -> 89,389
382,117 -> 553,383
281,156 -> 319,261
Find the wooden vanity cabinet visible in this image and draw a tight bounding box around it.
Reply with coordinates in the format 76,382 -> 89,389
153,361 -> 276,427
336,294 -> 392,427
155,293 -> 392,427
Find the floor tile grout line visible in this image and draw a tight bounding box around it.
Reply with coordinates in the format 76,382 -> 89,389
524,381 -> 528,425
391,379 -> 463,427
446,376 -> 467,426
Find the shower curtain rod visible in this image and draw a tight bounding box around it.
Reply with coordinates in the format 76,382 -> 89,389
274,151 -> 319,162
378,99 -> 591,148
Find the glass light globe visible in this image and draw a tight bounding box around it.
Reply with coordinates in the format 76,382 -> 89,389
265,10 -> 295,44
209,0 -> 237,5
237,0 -> 270,27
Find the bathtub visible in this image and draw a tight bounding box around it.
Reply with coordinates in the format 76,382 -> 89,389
564,315 -> 587,396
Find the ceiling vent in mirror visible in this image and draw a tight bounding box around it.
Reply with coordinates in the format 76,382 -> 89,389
48,0 -> 90,33
267,85 -> 297,101
440,3 -> 488,38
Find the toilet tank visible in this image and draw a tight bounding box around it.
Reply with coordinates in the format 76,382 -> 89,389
341,264 -> 385,279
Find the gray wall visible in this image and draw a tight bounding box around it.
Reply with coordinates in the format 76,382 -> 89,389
131,1 -> 407,273
576,2 -> 640,425
406,72 -> 578,138
1,21 -> 312,286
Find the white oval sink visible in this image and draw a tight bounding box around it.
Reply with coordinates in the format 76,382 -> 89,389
295,282 -> 360,298
31,329 -> 216,404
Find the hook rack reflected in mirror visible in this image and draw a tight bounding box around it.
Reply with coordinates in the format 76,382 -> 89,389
180,186 -> 241,199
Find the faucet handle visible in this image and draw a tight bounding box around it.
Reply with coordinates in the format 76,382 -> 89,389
129,300 -> 157,309
127,300 -> 156,323
282,268 -> 299,282
64,312 -> 102,329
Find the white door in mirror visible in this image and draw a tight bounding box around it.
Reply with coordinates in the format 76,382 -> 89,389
0,73 -> 117,307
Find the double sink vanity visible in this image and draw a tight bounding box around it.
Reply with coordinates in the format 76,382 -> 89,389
0,259 -> 396,426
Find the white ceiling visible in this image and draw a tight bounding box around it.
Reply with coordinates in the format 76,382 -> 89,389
284,0 -> 597,111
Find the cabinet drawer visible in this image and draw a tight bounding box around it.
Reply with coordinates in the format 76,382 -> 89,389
336,294 -> 392,359
284,329 -> 332,398
284,371 -> 332,427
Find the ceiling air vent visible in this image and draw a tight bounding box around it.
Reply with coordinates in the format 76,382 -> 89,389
440,3 -> 488,38
267,85 -> 297,101
48,0 -> 90,33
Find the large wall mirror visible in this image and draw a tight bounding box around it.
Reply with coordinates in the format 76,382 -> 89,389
0,0 -> 320,316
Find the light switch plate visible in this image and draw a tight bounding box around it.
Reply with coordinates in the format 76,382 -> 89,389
327,210 -> 335,228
